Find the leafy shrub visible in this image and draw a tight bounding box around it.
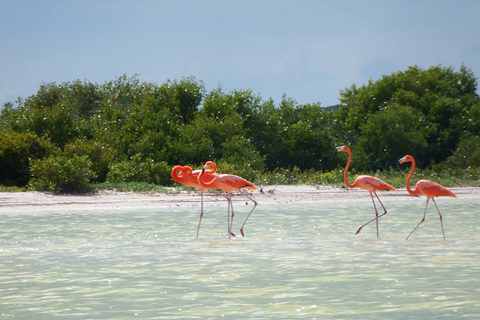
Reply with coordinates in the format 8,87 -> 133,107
213,159 -> 261,183
64,139 -> 116,182
444,134 -> 480,169
316,168 -> 345,185
150,161 -> 174,185
106,154 -> 173,186
29,155 -> 96,192
0,131 -> 56,186
255,167 -> 302,185
106,156 -> 149,183
218,135 -> 266,181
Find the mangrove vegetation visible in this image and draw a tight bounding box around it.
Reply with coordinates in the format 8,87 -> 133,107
1,65 -> 479,192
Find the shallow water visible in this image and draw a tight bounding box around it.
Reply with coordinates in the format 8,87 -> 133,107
1,198 -> 479,319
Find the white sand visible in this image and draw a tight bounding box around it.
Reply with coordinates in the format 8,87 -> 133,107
0,185 -> 478,213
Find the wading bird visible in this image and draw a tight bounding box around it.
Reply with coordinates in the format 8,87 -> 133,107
197,161 -> 258,238
171,165 -> 219,239
335,145 -> 396,238
399,155 -> 457,240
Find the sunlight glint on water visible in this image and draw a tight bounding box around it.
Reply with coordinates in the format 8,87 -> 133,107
1,198 -> 479,319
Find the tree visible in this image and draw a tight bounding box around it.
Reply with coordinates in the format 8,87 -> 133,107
356,105 -> 430,170
246,96 -> 338,171
337,65 -> 480,169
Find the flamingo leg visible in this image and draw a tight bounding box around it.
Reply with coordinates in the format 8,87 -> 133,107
356,193 -> 385,238
229,194 -> 236,238
196,191 -> 204,239
225,195 -> 231,239
239,195 -> 258,237
374,194 -> 379,238
432,198 -> 446,240
406,198 -> 430,240
374,192 -> 388,215
223,194 -> 236,239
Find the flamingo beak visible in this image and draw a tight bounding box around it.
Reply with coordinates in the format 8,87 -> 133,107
334,146 -> 343,154
399,156 -> 406,164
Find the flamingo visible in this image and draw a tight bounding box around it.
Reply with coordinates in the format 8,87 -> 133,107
335,145 -> 396,238
399,155 -> 457,240
171,165 -> 218,239
197,161 -> 258,238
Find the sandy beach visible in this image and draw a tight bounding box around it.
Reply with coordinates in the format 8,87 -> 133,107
0,185 -> 478,213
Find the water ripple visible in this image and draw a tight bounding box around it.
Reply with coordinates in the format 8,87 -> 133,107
0,199 -> 479,319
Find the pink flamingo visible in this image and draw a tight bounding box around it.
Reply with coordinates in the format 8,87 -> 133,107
197,161 -> 258,238
399,155 -> 457,240
171,165 -> 219,239
335,145 -> 396,238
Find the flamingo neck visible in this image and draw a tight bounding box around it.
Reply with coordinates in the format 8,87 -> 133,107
343,150 -> 355,189
183,166 -> 194,182
197,163 -> 217,188
405,159 -> 419,195
207,162 -> 217,174
171,166 -> 184,183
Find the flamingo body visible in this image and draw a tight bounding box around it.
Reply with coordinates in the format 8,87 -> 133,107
413,179 -> 457,199
203,173 -> 257,193
352,175 -> 396,193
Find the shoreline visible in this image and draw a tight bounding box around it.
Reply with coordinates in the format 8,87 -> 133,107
0,185 -> 478,213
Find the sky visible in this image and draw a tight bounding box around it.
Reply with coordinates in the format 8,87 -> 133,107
1,0 -> 480,108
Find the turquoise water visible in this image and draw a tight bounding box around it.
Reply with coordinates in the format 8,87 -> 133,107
1,198 -> 479,319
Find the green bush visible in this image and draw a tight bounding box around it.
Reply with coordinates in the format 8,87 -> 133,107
255,166 -> 302,185
0,131 -> 56,186
29,155 -> 96,192
64,139 -> 116,182
150,161 -> 174,185
444,134 -> 480,169
316,168 -> 345,185
106,156 -> 149,183
106,154 -> 173,186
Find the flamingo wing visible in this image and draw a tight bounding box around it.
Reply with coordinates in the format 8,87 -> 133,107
416,180 -> 457,198
187,170 -> 201,186
219,174 -> 257,192
355,175 -> 396,192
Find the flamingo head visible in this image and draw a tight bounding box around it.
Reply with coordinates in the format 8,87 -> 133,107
399,155 -> 414,165
171,165 -> 184,178
202,161 -> 217,173
335,145 -> 350,154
